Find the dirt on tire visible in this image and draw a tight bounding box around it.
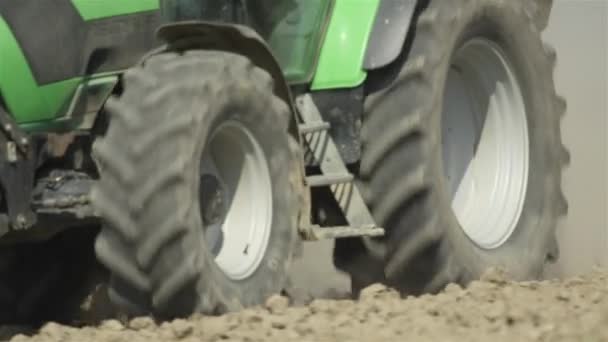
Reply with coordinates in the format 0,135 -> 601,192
3,268 -> 607,342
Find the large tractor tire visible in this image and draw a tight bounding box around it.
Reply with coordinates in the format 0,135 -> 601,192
92,51 -> 302,318
337,0 -> 568,295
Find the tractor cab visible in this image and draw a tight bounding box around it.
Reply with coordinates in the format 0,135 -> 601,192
161,0 -> 333,83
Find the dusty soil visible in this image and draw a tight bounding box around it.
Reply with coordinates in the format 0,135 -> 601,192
2,268 -> 607,342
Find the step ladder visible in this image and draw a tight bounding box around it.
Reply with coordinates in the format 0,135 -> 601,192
295,94 -> 385,241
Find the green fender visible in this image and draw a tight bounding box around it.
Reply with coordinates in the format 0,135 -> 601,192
0,0 -> 159,125
311,0 -> 381,90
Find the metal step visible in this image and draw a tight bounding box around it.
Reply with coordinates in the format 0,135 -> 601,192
298,121 -> 330,135
302,225 -> 385,241
306,173 -> 354,187
296,94 -> 377,228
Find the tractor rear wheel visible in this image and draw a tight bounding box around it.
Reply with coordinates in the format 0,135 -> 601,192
92,50 -> 301,318
337,0 -> 568,295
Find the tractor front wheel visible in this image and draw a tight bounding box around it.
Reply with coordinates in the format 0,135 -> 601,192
92,51 -> 301,318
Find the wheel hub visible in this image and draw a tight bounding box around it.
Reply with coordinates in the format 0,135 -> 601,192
199,121 -> 273,280
441,39 -> 529,250
199,174 -> 227,256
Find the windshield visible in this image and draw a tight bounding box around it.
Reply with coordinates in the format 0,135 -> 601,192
161,0 -> 333,83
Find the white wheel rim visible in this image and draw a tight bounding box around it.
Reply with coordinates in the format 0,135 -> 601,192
441,39 -> 529,250
200,121 -> 273,280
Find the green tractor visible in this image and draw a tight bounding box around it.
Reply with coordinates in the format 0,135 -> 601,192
0,0 -> 567,321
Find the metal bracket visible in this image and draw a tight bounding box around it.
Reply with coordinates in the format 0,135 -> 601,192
296,94 -> 384,240
301,225 -> 385,241
32,170 -> 94,219
0,106 -> 37,233
0,109 -> 30,154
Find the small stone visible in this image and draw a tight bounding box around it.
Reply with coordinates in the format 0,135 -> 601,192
265,294 -> 289,314
171,319 -> 194,339
129,317 -> 155,331
101,319 -> 125,331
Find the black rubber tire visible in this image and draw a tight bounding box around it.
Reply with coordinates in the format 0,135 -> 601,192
336,0 -> 568,295
92,50 -> 301,318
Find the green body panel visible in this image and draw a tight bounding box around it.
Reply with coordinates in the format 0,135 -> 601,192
3,0 -> 379,127
0,17 -> 81,124
0,1 -> 158,126
72,0 -> 159,20
269,0 -> 333,84
20,75 -> 120,133
311,0 -> 380,90
244,0 -> 380,87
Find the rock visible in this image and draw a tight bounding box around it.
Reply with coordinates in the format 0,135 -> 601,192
265,295 -> 290,314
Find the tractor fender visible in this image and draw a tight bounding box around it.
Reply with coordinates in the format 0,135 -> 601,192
154,22 -> 301,139
363,0 -> 418,70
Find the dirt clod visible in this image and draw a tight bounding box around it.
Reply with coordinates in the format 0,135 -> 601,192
100,319 -> 124,331
128,317 -> 154,331
264,295 -> 289,314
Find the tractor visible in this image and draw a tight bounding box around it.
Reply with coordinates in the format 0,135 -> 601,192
0,0 -> 567,321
